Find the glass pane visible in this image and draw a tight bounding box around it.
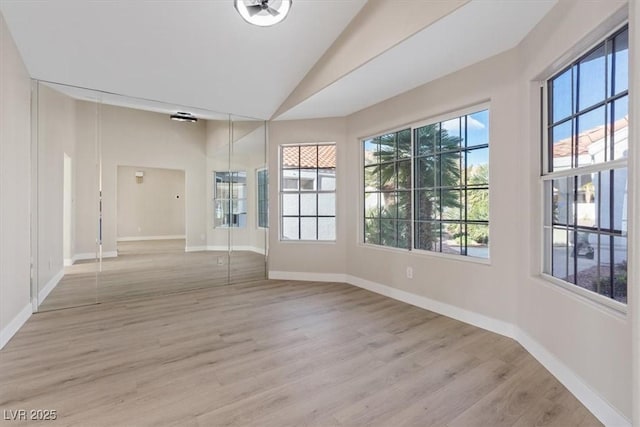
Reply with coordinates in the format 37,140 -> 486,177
576,174 -> 596,228
612,95 -> 628,160
612,168 -> 628,233
364,218 -> 380,245
318,169 -> 336,190
397,129 -> 411,159
380,193 -> 397,219
551,68 -> 573,123
282,169 -> 299,191
318,145 -> 336,168
465,147 -> 489,186
282,217 -> 299,240
379,162 -> 396,190
467,189 -> 489,221
300,217 -> 317,240
441,189 -> 461,220
282,146 -> 299,168
595,234 -> 612,298
612,236 -> 627,303
364,166 -> 379,190
598,170 -> 611,231
415,190 -> 438,220
416,124 -> 439,156
442,223 -> 463,255
397,160 -> 411,190
415,156 -> 436,188
380,219 -> 397,247
318,218 -> 336,241
281,193 -> 299,216
466,224 -> 489,258
397,191 -> 411,220
300,193 -> 316,216
552,227 -> 573,282
364,192 -> 380,218
552,177 -> 574,227
578,44 -> 606,111
364,138 -> 379,166
439,152 -> 461,188
318,193 -> 335,216
415,221 -> 440,251
214,200 -> 229,227
551,121 -> 573,171
299,169 -> 317,191
379,133 -> 396,162
300,146 -> 317,168
394,221 -> 410,250
613,28 -> 629,95
440,118 -> 462,151
576,106 -> 605,167
466,110 -> 489,147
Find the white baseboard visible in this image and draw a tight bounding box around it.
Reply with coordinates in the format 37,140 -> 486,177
73,251 -> 118,262
38,268 -> 64,304
0,303 -> 32,350
266,270 -> 629,426
186,246 -> 266,255
117,235 -> 185,242
64,258 -> 73,266
516,329 -> 631,427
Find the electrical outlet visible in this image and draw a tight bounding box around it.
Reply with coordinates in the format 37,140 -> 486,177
406,267 -> 413,279
217,256 -> 224,265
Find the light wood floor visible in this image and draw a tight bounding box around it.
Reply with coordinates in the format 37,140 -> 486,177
1,279 -> 600,426
39,240 -> 266,311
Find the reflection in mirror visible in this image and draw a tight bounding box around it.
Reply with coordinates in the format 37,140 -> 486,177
33,81 -> 268,311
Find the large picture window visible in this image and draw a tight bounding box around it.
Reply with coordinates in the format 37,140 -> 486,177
543,25 -> 628,305
214,171 -> 247,228
362,108 -> 490,259
280,144 -> 336,241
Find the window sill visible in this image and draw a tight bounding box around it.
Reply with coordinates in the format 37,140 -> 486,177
278,239 -> 336,244
358,242 -> 491,266
538,273 -> 627,316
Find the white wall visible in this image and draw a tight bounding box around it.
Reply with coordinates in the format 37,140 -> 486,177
268,118 -> 347,274
205,119 -> 267,253
74,103 -> 208,254
267,0 -> 633,422
0,11 -> 32,348
116,166 -> 185,239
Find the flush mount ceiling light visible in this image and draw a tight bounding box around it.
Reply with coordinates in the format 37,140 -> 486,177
235,0 -> 292,27
170,112 -> 198,123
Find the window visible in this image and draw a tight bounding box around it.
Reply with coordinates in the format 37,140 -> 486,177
214,171 -> 247,228
257,168 -> 269,228
280,144 -> 336,241
362,109 -> 490,259
543,25 -> 628,304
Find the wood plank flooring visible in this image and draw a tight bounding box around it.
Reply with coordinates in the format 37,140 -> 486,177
1,279 -> 600,426
39,240 -> 266,311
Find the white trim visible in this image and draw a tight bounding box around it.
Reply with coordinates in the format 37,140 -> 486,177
38,268 -> 64,304
64,258 -> 74,267
185,246 -> 208,253
266,271 -> 630,425
268,271 -> 347,283
72,251 -> 118,262
201,245 -> 267,255
0,304 -> 32,350
345,274 -> 514,338
516,329 -> 631,427
117,235 -> 185,242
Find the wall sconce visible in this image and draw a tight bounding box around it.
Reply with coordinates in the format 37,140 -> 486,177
135,171 -> 144,184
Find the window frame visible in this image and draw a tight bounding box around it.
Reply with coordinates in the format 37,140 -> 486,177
213,170 -> 247,229
279,142 -> 337,242
360,102 -> 491,263
539,23 -> 629,312
256,167 -> 269,230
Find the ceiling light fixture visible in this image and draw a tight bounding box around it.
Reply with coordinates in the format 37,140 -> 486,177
170,112 -> 198,123
234,0 -> 292,27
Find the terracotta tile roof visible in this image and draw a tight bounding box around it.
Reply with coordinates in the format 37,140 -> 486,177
553,116 -> 628,158
283,144 -> 336,168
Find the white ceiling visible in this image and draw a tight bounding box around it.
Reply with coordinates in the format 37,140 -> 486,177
277,0 -> 558,120
1,0 -> 558,121
0,0 -> 367,120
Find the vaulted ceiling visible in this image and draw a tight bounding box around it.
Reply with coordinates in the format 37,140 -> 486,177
0,0 -> 558,121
